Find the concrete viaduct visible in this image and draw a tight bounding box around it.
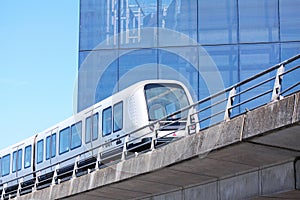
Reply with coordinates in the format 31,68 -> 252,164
17,91 -> 300,200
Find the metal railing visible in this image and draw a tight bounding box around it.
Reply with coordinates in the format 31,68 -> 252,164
1,54 -> 300,199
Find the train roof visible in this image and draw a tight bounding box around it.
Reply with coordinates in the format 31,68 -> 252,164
0,135 -> 36,156
0,79 -> 187,153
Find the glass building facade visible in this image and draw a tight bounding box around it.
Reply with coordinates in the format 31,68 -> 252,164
78,0 -> 300,112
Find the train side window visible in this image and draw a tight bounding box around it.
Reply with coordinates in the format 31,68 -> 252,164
13,149 -> 23,172
13,151 -> 17,172
1,154 -> 10,176
37,139 -> 44,164
113,102 -> 123,132
24,145 -> 32,168
59,127 -> 70,154
46,134 -> 56,160
85,116 -> 91,143
102,107 -> 112,136
92,113 -> 99,141
86,114 -> 99,143
71,121 -> 82,150
17,149 -> 22,171
51,133 -> 56,158
46,136 -> 51,160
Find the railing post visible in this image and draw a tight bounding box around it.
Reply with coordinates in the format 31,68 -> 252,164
187,107 -> 197,135
51,164 -> 59,186
224,87 -> 236,121
151,123 -> 159,151
272,64 -> 284,101
95,149 -> 102,170
16,178 -> 24,197
32,171 -> 40,192
121,135 -> 129,161
72,156 -> 80,179
1,183 -> 7,200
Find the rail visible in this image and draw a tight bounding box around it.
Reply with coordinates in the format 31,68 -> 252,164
1,54 -> 300,199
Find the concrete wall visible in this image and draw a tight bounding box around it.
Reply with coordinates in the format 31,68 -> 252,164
141,161 -> 297,200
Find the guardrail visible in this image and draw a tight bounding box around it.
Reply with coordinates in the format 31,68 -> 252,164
1,54 -> 300,199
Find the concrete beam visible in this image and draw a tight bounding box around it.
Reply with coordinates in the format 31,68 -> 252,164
296,159 -> 300,190
141,161 -> 298,200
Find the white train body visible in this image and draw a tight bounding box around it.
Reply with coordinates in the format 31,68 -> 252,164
0,80 -> 195,193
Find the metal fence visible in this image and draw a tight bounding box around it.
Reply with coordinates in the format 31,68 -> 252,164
1,54 -> 300,199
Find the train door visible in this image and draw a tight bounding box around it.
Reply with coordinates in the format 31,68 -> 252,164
100,101 -> 124,161
84,111 -> 99,158
45,128 -> 58,172
12,145 -> 22,180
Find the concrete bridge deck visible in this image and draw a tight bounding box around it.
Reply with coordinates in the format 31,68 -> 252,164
17,91 -> 300,200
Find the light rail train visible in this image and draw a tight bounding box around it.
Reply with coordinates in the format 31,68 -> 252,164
0,80 -> 195,198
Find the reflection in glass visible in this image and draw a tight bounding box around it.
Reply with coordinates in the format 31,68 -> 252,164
118,49 -> 158,90
239,43 -> 279,111
198,0 -> 237,44
280,0 -> 300,41
239,0 -> 279,43
158,47 -> 198,99
78,0 -> 300,115
281,43 -> 300,96
159,0 -> 198,46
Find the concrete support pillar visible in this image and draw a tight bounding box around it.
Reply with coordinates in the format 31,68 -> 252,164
296,158 -> 300,190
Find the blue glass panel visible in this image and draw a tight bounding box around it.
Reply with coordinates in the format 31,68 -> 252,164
239,0 -> 279,43
280,0 -> 300,41
118,49 -> 158,90
95,57 -> 118,102
119,0 -> 157,48
198,0 -> 237,44
158,47 -> 199,100
239,43 -> 280,111
240,44 -> 280,79
197,46 -> 238,127
159,0 -> 198,46
78,51 -> 90,69
281,42 -> 300,96
203,45 -> 239,120
79,0 -> 119,50
78,50 -> 118,111
201,45 -> 239,90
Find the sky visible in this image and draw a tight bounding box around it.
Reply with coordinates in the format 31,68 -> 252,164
0,1 -> 79,150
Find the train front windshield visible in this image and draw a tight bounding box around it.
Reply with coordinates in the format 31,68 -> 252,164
145,83 -> 190,121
